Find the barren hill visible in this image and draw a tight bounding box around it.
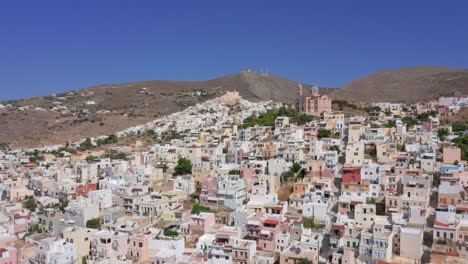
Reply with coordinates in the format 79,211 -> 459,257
329,67 -> 468,103
0,72 -> 331,149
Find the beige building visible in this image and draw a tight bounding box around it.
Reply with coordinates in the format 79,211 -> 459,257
63,226 -> 98,262
345,142 -> 364,165
399,227 -> 424,262
347,124 -> 364,144
354,204 -> 376,230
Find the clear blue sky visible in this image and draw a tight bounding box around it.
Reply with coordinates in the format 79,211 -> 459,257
1,0 -> 467,101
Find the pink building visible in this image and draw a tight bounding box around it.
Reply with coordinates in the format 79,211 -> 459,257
199,176 -> 219,208
0,247 -> 17,264
422,121 -> 433,132
443,147 -> 461,164
246,214 -> 282,251
298,127 -> 319,138
0,234 -> 17,248
13,211 -> 31,234
305,160 -> 334,181
298,85 -> 332,115
190,212 -> 215,236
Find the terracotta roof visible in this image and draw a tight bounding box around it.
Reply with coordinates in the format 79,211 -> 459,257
263,219 -> 278,225
0,248 -> 7,253
434,221 -> 450,228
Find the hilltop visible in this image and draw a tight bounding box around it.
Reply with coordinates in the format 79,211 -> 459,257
328,67 -> 468,103
0,72 -> 332,149
2,66 -> 468,149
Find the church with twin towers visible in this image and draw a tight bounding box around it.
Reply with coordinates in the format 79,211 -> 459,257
296,83 -> 332,115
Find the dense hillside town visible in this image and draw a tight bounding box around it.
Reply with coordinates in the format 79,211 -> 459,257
0,89 -> 467,264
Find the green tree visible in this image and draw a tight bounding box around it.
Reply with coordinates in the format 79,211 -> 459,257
85,156 -> 98,162
82,256 -> 88,264
228,170 -> 240,175
363,106 -> 382,113
317,129 -> 332,139
452,121 -> 467,132
302,217 -> 324,229
298,259 -> 313,264
106,152 -> 127,160
385,120 -> 396,128
365,148 -> 377,158
24,196 -> 37,212
157,163 -> 169,172
329,145 -> 340,154
163,228 -> 179,237
290,163 -> 302,174
103,134 -> 118,145
287,163 -> 305,179
452,135 -> 468,160
86,218 -> 101,229
79,138 -> 93,151
437,128 -> 449,141
29,156 -> 37,163
402,116 -> 418,127
191,203 -> 212,214
59,201 -> 69,213
293,114 -> 314,125
174,158 -> 192,175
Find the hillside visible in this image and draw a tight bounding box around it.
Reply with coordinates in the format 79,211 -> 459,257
0,72 -> 331,149
329,67 -> 468,103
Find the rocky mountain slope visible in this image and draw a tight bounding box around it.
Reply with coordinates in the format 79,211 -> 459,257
0,72 -> 330,149
2,66 -> 467,149
328,67 -> 468,103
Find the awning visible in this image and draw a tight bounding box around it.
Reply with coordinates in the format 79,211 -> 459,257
350,201 -> 363,205
260,230 -> 271,235
263,219 -> 278,225
333,225 -> 345,230
216,234 -> 230,239
247,220 -> 260,225
434,221 -> 451,228
207,197 -> 217,201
